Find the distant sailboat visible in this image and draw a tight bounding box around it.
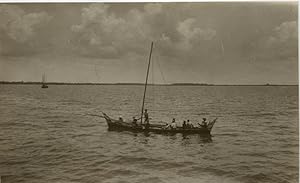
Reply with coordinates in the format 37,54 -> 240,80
41,74 -> 48,88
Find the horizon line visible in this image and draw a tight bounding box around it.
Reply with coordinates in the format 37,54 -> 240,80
0,81 -> 298,86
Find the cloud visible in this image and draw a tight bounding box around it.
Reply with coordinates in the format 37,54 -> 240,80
70,3 -> 217,59
0,4 -> 52,57
177,18 -> 216,41
177,18 -> 216,49
261,21 -> 298,61
71,4 -> 147,58
267,21 -> 297,46
0,5 -> 51,43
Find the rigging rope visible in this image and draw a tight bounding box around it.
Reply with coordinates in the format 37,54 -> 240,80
156,54 -> 167,84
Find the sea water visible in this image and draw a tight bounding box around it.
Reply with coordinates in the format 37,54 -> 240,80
0,85 -> 298,183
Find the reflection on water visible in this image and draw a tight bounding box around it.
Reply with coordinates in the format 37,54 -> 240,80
114,130 -> 213,144
0,85 -> 298,183
108,129 -> 213,143
181,134 -> 213,144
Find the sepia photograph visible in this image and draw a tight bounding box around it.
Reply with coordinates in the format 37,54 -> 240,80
0,1 -> 298,183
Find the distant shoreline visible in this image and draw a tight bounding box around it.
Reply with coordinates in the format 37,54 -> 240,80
0,81 -> 297,86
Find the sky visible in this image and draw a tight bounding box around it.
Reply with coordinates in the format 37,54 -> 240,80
0,2 -> 298,84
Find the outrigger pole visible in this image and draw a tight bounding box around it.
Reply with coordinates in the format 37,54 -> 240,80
140,42 -> 154,124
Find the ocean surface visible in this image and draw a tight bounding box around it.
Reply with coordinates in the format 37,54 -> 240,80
0,85 -> 298,183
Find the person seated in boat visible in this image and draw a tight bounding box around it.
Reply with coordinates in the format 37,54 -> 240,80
182,120 -> 187,129
119,116 -> 124,122
132,117 -> 138,126
171,118 -> 177,129
163,122 -> 170,129
198,118 -> 208,128
187,120 -> 193,128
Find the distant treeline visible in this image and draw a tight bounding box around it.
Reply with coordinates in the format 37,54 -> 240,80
0,81 -> 214,85
171,83 -> 214,86
0,81 -> 297,86
0,81 -> 126,85
0,81 -> 149,85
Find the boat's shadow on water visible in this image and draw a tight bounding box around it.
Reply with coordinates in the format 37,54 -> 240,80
181,133 -> 213,143
107,128 -> 213,143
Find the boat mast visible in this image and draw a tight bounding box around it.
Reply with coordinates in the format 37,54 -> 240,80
42,74 -> 45,84
140,42 -> 154,124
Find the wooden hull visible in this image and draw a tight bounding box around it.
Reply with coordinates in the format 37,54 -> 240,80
41,85 -> 48,88
102,113 -> 217,135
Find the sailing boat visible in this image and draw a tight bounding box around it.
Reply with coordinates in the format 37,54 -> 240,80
102,42 -> 217,134
41,74 -> 48,88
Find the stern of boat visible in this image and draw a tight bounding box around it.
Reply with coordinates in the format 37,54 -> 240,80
207,118 -> 218,132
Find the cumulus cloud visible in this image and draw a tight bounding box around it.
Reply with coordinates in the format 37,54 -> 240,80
177,18 -> 216,49
177,18 -> 216,41
262,21 -> 298,61
267,21 -> 297,45
71,4 -> 148,58
70,3 -> 216,59
0,4 -> 51,43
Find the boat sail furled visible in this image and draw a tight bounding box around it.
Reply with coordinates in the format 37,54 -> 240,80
41,74 -> 48,88
102,42 -> 217,135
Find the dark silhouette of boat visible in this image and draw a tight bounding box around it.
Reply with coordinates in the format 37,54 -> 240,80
102,42 -> 218,135
41,74 -> 48,88
102,112 -> 217,134
41,84 -> 48,88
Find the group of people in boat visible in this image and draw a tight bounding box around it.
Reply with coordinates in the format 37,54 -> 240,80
130,109 -> 150,128
163,118 -> 208,130
127,109 -> 208,130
